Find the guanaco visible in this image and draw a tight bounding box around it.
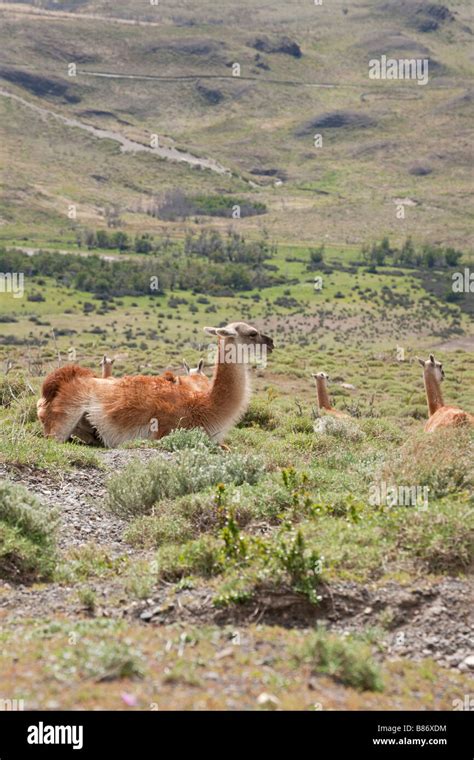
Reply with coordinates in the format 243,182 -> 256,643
312,372 -> 350,419
99,355 -> 115,379
37,321 -> 273,446
418,354 -> 474,432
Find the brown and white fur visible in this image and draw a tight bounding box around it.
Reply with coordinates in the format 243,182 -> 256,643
99,354 -> 208,390
418,354 -> 474,432
37,321 -> 273,447
312,372 -> 350,419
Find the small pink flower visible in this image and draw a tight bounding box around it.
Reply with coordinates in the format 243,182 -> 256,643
121,692 -> 138,707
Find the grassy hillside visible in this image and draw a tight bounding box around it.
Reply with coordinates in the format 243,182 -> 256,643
0,0 -> 473,247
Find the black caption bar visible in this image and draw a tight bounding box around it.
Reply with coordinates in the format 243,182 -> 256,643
0,711 -> 471,757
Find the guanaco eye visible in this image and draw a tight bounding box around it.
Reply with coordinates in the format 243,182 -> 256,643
248,330 -> 258,338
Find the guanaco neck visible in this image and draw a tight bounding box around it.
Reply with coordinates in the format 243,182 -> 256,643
207,338 -> 250,431
423,371 -> 444,416
316,377 -> 332,410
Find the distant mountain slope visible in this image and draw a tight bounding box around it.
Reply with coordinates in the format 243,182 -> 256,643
0,0 -> 472,247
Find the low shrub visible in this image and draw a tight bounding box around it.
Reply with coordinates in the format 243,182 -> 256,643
107,448 -> 265,518
294,627 -> 383,691
0,480 -> 58,582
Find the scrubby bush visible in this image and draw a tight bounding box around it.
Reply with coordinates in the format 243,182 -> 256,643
125,481 -> 254,548
124,469 -> 318,549
393,497 -> 474,574
313,415 -> 364,442
107,448 -> 265,517
381,428 -> 473,499
0,480 -> 58,582
0,373 -> 35,408
294,627 -> 383,691
156,428 -> 218,453
63,639 -> 145,682
157,535 -> 223,580
238,399 -> 277,430
153,515 -> 323,605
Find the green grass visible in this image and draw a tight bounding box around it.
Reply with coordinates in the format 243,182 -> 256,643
121,422 -> 473,596
0,617 -> 467,710
48,636 -> 145,684
56,544 -> 127,583
294,627 -> 384,692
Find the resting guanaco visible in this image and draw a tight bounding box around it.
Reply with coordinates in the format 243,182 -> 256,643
417,354 -> 474,432
37,321 -> 274,446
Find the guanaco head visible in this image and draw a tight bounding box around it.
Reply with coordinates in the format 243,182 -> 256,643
204,321 -> 274,358
183,358 -> 205,376
312,371 -> 329,382
417,354 -> 444,383
99,355 -> 115,378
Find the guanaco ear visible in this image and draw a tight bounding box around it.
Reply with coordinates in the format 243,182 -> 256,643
197,359 -> 204,372
204,327 -> 218,336
429,354 -> 435,364
183,360 -> 190,374
417,357 -> 426,367
216,326 -> 238,338
110,358 -> 115,365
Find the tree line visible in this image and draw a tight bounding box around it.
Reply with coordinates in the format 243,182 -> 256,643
0,230 -> 283,298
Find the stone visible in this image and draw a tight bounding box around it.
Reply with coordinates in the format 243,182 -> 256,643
257,693 -> 280,708
461,654 -> 474,670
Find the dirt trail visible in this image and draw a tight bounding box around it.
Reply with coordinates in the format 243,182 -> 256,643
0,88 -> 231,175
0,2 -> 162,27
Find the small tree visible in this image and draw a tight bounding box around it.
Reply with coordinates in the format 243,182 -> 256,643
444,247 -> 463,267
308,245 -> 325,269
112,231 -> 129,251
96,229 -> 111,249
